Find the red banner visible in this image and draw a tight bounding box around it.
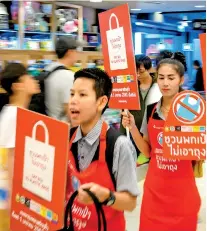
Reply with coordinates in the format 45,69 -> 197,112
99,4 -> 140,110
10,108 -> 69,231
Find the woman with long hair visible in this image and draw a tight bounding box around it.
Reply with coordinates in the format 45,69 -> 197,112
122,52 -> 201,231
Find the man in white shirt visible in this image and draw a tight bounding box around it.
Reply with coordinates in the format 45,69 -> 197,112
45,36 -> 82,122
0,63 -> 40,213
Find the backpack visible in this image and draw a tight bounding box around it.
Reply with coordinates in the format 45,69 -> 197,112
29,66 -> 68,115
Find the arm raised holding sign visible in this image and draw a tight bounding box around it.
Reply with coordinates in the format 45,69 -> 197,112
122,111 -> 151,157
122,53 -> 202,231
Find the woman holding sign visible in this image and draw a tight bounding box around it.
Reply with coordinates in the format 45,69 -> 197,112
122,53 -> 201,231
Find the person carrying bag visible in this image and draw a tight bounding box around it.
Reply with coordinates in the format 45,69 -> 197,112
61,189 -> 107,231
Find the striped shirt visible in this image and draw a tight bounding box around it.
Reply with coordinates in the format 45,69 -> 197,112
72,119 -> 139,196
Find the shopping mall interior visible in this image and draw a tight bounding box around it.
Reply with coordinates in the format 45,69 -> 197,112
0,0 -> 206,231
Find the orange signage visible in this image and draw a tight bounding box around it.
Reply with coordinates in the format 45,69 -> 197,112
163,91 -> 206,160
98,4 -> 140,110
10,108 -> 69,231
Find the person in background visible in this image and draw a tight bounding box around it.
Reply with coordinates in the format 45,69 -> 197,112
193,60 -> 204,91
156,50 -> 173,66
44,36 -> 81,122
66,68 -> 139,231
0,63 -> 40,214
122,53 -> 201,231
120,55 -> 162,164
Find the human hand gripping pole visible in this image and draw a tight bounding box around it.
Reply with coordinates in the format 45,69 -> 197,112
124,109 -> 130,139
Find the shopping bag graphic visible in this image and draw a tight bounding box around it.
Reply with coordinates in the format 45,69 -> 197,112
157,132 -> 163,147
106,13 -> 128,70
176,94 -> 201,121
22,120 -> 55,202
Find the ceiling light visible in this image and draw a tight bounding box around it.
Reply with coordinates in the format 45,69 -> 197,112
178,25 -> 184,30
90,0 -> 102,2
131,8 -> 142,11
194,5 -> 205,8
150,1 -> 162,4
135,22 -> 144,26
157,43 -> 166,50
181,21 -> 188,27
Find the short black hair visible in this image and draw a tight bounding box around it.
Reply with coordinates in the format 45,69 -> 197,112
0,63 -> 27,95
74,68 -> 112,113
135,54 -> 152,70
193,60 -> 201,67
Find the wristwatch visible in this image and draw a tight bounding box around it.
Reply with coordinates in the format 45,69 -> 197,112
102,190 -> 116,206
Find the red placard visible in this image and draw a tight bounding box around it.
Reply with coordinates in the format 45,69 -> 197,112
10,108 -> 69,231
163,91 -> 206,160
199,33 -> 206,90
98,4 -> 140,110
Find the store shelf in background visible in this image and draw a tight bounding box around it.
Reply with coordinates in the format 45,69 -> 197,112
0,28 -> 18,49
24,31 -> 51,35
0,50 -> 103,68
0,29 -> 17,33
24,39 -> 53,51
84,46 -> 97,48
83,32 -> 100,35
55,32 -> 77,37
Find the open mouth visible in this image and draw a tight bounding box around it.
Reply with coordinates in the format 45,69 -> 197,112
70,110 -> 80,115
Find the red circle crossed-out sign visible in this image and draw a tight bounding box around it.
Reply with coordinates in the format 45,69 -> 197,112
172,92 -> 205,125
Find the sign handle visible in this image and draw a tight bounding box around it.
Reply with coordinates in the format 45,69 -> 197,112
124,109 -> 130,139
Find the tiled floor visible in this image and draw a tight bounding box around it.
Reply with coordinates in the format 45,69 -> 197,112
125,164 -> 206,231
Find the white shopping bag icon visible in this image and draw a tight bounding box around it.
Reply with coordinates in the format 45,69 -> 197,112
22,121 -> 55,202
106,13 -> 128,71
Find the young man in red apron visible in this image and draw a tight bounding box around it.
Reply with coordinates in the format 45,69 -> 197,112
122,54 -> 201,231
66,68 -> 139,231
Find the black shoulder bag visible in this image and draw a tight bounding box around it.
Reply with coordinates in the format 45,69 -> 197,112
62,189 -> 107,231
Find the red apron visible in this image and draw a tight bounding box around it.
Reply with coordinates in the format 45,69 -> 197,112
139,105 -> 201,231
66,122 -> 125,231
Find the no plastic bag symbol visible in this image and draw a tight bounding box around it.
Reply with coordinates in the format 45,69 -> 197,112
172,92 -> 205,124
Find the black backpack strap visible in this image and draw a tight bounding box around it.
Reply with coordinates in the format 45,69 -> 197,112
45,65 -> 68,79
36,65 -> 68,83
69,127 -> 80,171
69,127 -> 78,139
105,127 -> 122,190
91,127 -> 121,190
146,102 -> 162,123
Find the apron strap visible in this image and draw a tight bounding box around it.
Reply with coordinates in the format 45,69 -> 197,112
99,122 -> 108,162
69,122 -> 108,162
150,104 -> 158,119
69,129 -> 78,149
